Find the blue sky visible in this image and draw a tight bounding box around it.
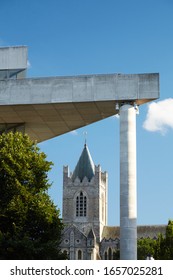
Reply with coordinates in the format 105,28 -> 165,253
0,0 -> 173,226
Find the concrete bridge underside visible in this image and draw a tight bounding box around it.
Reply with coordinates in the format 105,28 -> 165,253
0,73 -> 159,142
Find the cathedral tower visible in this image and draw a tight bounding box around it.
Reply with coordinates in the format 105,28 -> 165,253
62,144 -> 108,242
61,144 -> 166,260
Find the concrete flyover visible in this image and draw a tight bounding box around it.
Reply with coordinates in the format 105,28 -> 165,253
0,73 -> 159,142
0,46 -> 160,259
0,52 -> 159,142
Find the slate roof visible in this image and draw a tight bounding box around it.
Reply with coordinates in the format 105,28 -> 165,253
102,225 -> 166,240
72,144 -> 95,182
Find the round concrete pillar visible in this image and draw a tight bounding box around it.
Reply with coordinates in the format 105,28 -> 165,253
119,104 -> 137,260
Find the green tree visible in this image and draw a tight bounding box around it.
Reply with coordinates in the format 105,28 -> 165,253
156,220 -> 173,260
154,233 -> 165,260
137,238 -> 156,260
0,132 -> 65,259
165,220 -> 173,259
137,220 -> 173,260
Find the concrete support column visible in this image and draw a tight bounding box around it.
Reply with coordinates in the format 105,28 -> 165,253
119,103 -> 137,260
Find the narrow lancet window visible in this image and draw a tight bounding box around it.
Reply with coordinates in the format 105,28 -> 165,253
76,192 -> 87,217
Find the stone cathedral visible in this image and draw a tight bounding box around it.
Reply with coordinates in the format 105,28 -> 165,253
60,144 -> 166,260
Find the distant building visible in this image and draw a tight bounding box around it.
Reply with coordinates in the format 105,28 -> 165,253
60,144 -> 166,260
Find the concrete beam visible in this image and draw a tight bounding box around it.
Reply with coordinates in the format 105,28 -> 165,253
0,73 -> 159,105
0,73 -> 159,142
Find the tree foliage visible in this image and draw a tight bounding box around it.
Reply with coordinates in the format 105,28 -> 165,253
0,132 -> 65,259
137,220 -> 173,260
137,237 -> 157,260
158,220 -> 173,260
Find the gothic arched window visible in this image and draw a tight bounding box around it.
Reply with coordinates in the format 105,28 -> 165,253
113,251 -> 116,260
77,250 -> 82,260
76,192 -> 87,217
108,247 -> 112,260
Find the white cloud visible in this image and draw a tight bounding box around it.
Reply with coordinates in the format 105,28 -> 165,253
143,98 -> 173,135
112,114 -> 119,119
69,130 -> 78,135
27,60 -> 31,69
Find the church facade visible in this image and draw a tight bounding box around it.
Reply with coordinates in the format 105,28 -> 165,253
60,144 -> 166,260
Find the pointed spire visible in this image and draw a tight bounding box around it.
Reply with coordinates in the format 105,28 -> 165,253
72,144 -> 95,182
